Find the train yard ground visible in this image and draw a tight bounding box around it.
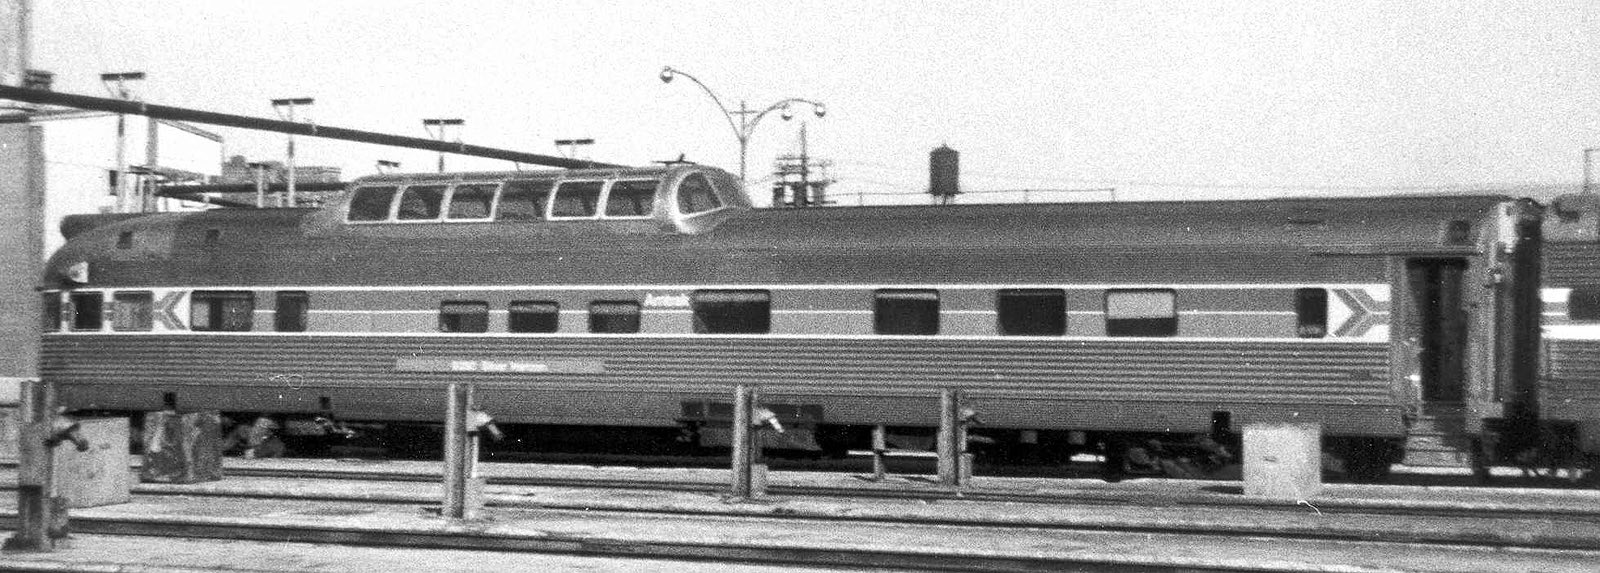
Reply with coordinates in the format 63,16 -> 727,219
4,457 -> 1600,572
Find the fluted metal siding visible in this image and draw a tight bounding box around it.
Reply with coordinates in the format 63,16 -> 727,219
1545,339 -> 1600,420
43,335 -> 1397,435
1544,243 -> 1600,286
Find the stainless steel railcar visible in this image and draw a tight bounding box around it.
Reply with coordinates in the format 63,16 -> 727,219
37,164 -> 1600,479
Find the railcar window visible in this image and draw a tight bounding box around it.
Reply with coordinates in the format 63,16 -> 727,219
439,301 -> 489,333
677,173 -> 723,214
42,293 -> 60,332
1570,287 -> 1600,321
589,301 -> 642,333
116,231 -> 134,249
1105,289 -> 1177,337
692,290 -> 771,334
497,180 -> 553,221
446,183 -> 497,220
605,180 -> 659,218
275,291 -> 310,332
551,181 -> 604,218
70,292 -> 104,331
190,291 -> 254,332
1295,288 -> 1329,338
397,185 -> 448,220
509,301 -> 560,333
875,289 -> 940,335
997,289 -> 1066,336
347,186 -> 399,222
112,291 -> 153,332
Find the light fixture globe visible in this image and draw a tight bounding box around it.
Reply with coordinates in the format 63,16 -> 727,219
813,103 -> 827,118
659,67 -> 675,83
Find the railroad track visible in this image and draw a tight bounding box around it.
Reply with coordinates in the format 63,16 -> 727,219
6,466 -> 1600,571
220,464 -> 1600,524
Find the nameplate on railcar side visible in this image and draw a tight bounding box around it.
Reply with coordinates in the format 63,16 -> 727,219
393,358 -> 605,374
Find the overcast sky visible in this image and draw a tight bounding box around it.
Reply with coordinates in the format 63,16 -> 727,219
28,1 -> 1600,203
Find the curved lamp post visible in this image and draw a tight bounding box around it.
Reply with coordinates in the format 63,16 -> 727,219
659,66 -> 825,182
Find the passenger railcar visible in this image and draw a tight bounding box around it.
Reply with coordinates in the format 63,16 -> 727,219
36,163 -> 1600,480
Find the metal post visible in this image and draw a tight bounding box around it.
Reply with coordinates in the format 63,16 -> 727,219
870,424 -> 888,481
5,379 -> 59,551
730,384 -> 753,499
442,382 -> 469,519
937,389 -> 960,487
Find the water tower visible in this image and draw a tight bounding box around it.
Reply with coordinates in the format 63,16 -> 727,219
929,144 -> 960,205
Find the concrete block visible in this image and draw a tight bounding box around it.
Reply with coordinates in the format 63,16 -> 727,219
1243,422 -> 1322,499
52,417 -> 131,508
0,407 -> 18,462
140,411 -> 223,484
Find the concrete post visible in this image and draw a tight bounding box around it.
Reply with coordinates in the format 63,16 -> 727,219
442,382 -> 470,519
1243,422 -> 1323,499
937,389 -> 960,486
730,384 -> 754,499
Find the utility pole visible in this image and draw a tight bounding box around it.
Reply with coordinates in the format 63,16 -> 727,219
271,97 -> 314,207
1585,148 -> 1597,195
99,72 -> 143,213
423,118 -> 463,173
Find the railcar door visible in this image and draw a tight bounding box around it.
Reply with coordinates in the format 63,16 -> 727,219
1407,258 -> 1470,405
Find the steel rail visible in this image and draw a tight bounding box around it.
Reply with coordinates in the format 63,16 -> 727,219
215,465 -> 1600,523
0,513 -> 1244,573
0,85 -> 624,169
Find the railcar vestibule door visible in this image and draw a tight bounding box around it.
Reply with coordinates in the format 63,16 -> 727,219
1407,258 -> 1470,403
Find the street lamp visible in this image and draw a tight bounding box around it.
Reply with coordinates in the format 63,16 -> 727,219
423,118 -> 464,173
659,66 -> 825,182
271,97 -> 315,207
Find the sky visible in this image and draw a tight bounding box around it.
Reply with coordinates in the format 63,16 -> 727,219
24,1 -> 1600,204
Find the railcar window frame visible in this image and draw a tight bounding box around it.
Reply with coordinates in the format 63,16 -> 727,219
550,180 -> 606,220
997,288 -> 1067,336
496,179 -> 554,221
275,291 -> 310,332
603,179 -> 660,219
444,182 -> 499,221
1295,288 -> 1329,338
112,290 -> 154,332
589,300 -> 642,334
1570,286 -> 1600,322
395,184 -> 449,222
874,289 -> 940,335
508,300 -> 560,333
1104,289 -> 1178,337
42,292 -> 61,332
346,185 -> 401,222
692,290 -> 772,334
676,172 -> 724,215
439,301 -> 490,333
69,291 -> 103,332
190,290 -> 254,332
